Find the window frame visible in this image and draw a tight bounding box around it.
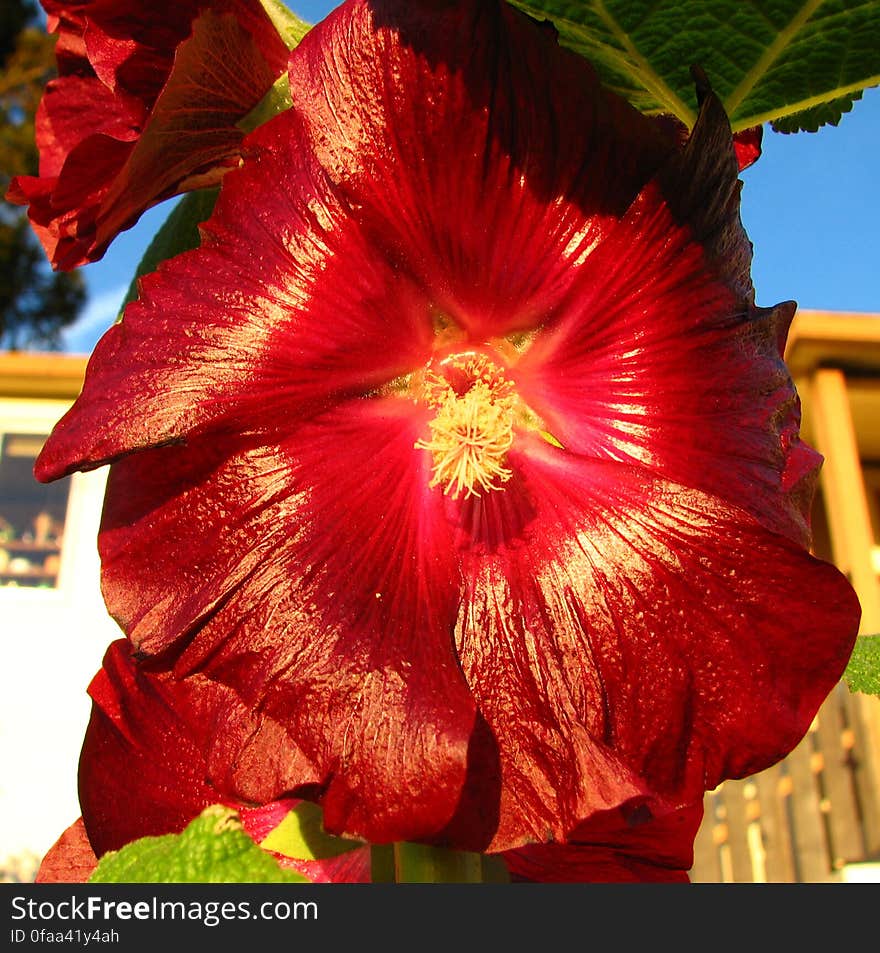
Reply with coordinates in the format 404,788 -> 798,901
0,397 -> 76,596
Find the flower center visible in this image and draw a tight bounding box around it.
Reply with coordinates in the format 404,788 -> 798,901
415,352 -> 516,499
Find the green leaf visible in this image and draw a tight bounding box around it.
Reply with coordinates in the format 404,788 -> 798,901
89,806 -> 309,883
120,187 -> 219,315
770,89 -> 862,132
259,801 -> 363,860
844,634 -> 880,696
506,1 -> 880,132
260,0 -> 311,49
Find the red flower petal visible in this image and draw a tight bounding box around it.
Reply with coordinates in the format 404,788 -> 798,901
8,1 -> 288,269
35,113 -> 437,482
285,0 -> 675,341
265,846 -> 371,883
52,644 -> 368,881
501,802 -> 703,883
448,444 -> 858,848
733,126 -> 763,171
514,179 -> 814,548
94,402 -> 481,845
36,818 -> 98,884
79,640 -> 315,857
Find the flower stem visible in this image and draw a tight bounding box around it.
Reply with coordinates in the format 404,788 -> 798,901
370,844 -> 396,883
392,842 -> 484,883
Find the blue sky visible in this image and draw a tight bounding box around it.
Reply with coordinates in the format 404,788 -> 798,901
59,1 -> 880,352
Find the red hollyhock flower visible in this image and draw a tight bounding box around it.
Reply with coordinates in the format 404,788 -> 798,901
5,0 -> 290,270
35,0 -> 860,853
37,639 -> 371,883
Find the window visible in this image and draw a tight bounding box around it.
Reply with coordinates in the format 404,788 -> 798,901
0,432 -> 70,589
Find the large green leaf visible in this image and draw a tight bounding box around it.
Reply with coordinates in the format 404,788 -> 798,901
844,635 -> 880,697
89,806 -> 309,883
507,1 -> 880,131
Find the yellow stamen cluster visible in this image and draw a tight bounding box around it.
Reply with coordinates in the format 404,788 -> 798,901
415,356 -> 516,499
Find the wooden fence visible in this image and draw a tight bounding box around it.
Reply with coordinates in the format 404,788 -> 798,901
689,682 -> 880,882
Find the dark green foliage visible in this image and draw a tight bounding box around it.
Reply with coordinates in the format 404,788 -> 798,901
0,216 -> 86,350
0,0 -> 35,63
1,0 -> 85,351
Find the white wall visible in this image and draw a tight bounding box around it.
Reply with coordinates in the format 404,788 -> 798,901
0,400 -> 122,877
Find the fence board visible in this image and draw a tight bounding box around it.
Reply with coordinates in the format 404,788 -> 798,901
718,780 -> 757,882
753,762 -> 797,883
814,685 -> 867,869
777,724 -> 832,881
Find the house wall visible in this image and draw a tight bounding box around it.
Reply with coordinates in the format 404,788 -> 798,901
0,394 -> 121,880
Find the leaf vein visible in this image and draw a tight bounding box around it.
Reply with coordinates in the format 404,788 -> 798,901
725,0 -> 829,116
590,0 -> 697,124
